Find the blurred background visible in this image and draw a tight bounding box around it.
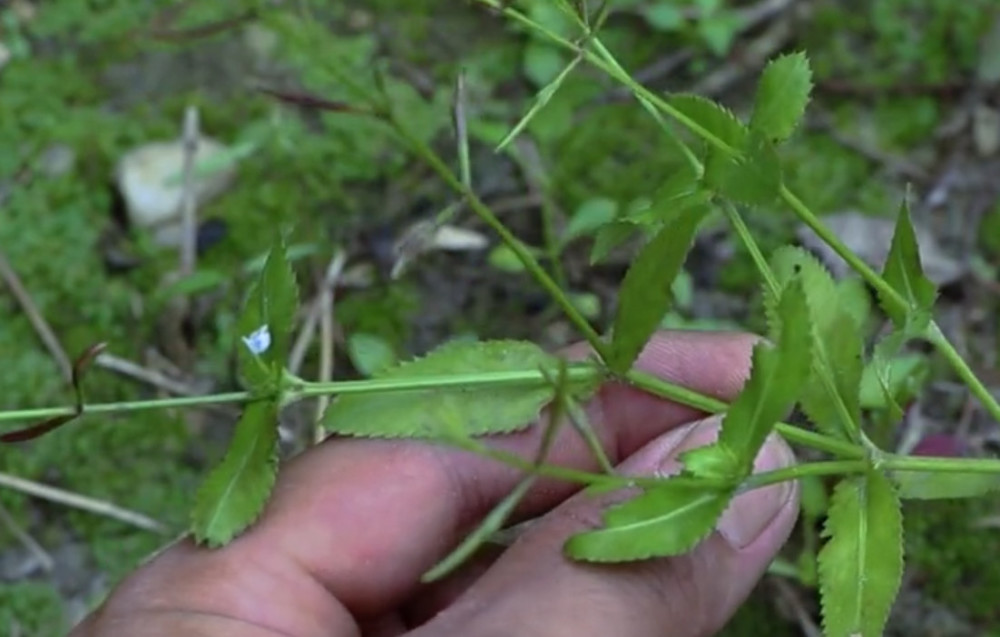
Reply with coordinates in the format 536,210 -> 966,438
1,1 -> 1000,634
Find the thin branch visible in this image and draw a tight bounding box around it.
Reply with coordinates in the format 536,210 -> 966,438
0,501 -> 54,573
0,247 -> 72,381
313,252 -> 347,443
0,471 -> 166,533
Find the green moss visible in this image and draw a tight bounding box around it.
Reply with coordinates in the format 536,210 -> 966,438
718,585 -> 798,637
0,582 -> 66,637
905,495 -> 1000,626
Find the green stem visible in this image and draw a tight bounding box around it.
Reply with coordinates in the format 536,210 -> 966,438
741,460 -> 869,492
882,454 -> 1000,475
721,202 -> 779,294
0,368 -> 600,426
626,369 -> 865,459
0,392 -> 252,425
924,321 -> 1000,424
389,122 -> 610,362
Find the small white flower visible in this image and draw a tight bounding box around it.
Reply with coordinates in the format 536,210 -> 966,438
242,325 -> 271,355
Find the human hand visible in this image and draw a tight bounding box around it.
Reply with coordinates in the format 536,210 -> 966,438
70,331 -> 799,637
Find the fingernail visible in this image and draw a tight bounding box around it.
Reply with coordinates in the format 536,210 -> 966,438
716,437 -> 796,549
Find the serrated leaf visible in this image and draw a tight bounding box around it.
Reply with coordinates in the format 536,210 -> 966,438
818,472 -> 904,637
609,202 -> 709,373
880,196 -> 937,328
767,247 -> 863,441
750,51 -> 813,142
191,400 -> 280,546
767,247 -> 840,338
893,470 -> 1000,500
322,340 -> 591,438
715,280 -> 812,476
704,131 -> 782,205
565,482 -> 732,562
667,93 -> 748,151
236,238 -> 300,390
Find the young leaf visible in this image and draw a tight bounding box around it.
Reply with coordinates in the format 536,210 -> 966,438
704,131 -> 782,206
322,340 -> 594,438
892,470 -> 1000,500
716,280 -> 812,475
236,238 -> 300,390
590,220 -> 640,264
749,51 -> 813,142
497,54 -> 582,152
880,196 -> 937,328
565,482 -> 733,562
667,93 -> 748,151
191,399 -> 280,546
818,472 -> 904,637
608,202 -> 709,373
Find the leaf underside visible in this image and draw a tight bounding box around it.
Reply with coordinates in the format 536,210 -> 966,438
565,482 -> 732,562
191,399 -> 280,546
818,472 -> 904,637
608,202 -> 708,373
322,340 -> 588,438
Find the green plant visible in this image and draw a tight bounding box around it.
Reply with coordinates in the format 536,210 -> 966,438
3,3 -> 1000,637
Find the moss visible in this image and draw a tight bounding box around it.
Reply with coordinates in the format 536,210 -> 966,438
904,495 -> 1000,627
0,582 -> 66,637
718,585 -> 798,637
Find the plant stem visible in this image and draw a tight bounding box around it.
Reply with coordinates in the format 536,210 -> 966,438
882,454 -> 1000,475
721,201 -> 779,294
0,392 -> 253,425
388,122 -> 610,362
924,321 -> 1000,424
626,369 -> 865,459
741,460 -> 869,492
0,368 -> 600,426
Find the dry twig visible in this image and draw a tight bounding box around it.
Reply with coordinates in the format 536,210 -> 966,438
0,501 -> 54,573
0,247 -> 72,381
0,471 -> 166,534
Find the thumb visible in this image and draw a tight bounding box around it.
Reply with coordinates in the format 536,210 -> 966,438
415,416 -> 799,637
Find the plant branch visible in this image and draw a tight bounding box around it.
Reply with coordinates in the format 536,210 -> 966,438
479,0 -> 1000,427
741,460 -> 869,492
626,369 -> 865,459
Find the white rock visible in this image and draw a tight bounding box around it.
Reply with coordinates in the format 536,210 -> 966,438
115,137 -> 236,247
0,42 -> 11,73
